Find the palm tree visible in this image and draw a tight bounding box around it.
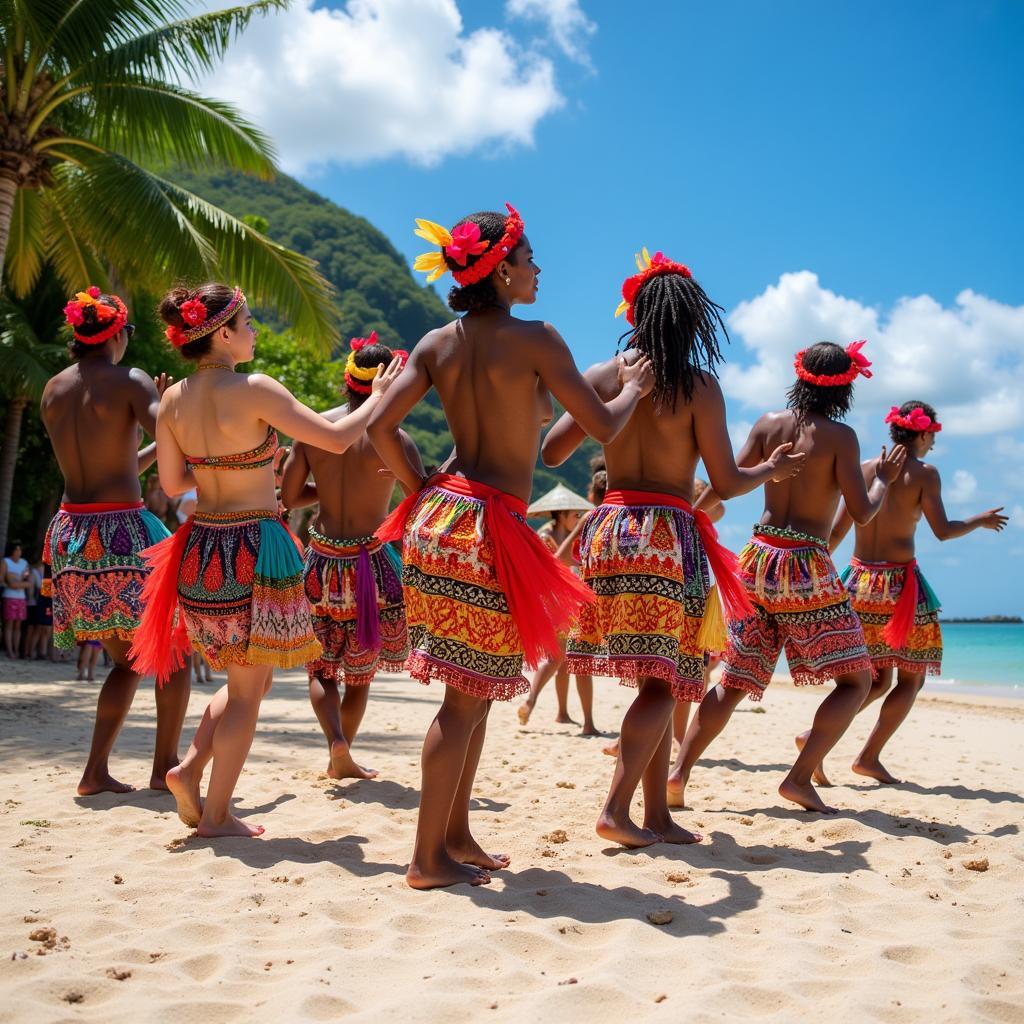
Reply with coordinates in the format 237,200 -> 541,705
0,0 -> 336,337
0,0 -> 341,549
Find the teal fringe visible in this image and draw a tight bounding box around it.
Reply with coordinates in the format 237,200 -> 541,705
255,518 -> 304,580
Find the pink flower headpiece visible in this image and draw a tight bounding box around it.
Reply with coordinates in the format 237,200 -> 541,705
62,286 -> 128,344
885,406 -> 942,433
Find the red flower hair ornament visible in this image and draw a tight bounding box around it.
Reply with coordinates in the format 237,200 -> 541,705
345,331 -> 409,394
614,248 -> 692,326
794,339 -> 873,387
885,406 -> 942,433
164,287 -> 245,349
413,203 -> 524,286
61,286 -> 128,344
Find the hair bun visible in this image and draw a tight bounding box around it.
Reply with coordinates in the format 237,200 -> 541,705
158,286 -> 193,328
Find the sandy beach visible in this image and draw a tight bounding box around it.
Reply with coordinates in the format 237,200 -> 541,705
1,659 -> 1021,1023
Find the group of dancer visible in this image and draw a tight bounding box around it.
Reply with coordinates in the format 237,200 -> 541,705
39,205 -> 1007,888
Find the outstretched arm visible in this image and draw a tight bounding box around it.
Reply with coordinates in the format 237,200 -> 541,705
921,466 -> 1008,540
695,396 -> 806,500
280,442 -> 318,510
250,358 -> 403,454
367,346 -> 433,495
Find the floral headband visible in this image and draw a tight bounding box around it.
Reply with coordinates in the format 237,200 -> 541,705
62,286 -> 128,344
344,331 -> 408,395
165,287 -> 246,348
885,406 -> 942,433
614,248 -> 692,326
794,340 -> 872,387
413,203 -> 524,286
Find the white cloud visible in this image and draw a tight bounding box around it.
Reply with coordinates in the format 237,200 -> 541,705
506,0 -> 596,65
727,418 -> 753,451
199,0 -> 564,172
945,469 -> 978,505
721,271 -> 1024,436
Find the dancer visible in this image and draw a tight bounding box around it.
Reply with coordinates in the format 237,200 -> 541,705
543,249 -> 806,847
518,484 -> 598,734
132,283 -> 402,839
40,286 -> 190,795
821,401 -> 1008,784
674,341 -> 907,815
368,204 -> 655,888
281,332 -> 422,782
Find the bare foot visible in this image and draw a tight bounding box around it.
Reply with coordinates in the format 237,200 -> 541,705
596,812 -> 661,848
327,739 -> 379,781
448,836 -> 511,871
165,764 -> 203,827
77,773 -> 135,796
795,731 -> 832,787
644,818 -> 702,845
406,857 -> 491,890
602,739 -> 620,758
852,756 -> 902,785
779,777 -> 838,814
197,813 -> 265,838
579,724 -> 602,738
517,702 -> 532,726
554,712 -> 576,725
665,774 -> 686,809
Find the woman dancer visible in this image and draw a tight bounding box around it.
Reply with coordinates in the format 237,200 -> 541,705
281,332 -> 423,781
368,204 -> 654,887
132,283 -> 402,838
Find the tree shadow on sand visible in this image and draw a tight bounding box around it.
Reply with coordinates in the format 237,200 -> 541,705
846,779 -> 1024,805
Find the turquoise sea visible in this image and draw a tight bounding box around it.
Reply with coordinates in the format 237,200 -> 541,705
931,623 -> 1024,697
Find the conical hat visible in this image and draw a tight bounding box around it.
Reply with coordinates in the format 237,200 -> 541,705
527,483 -> 594,517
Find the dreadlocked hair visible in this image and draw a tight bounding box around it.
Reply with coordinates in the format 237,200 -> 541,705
446,211 -> 523,314
622,272 -> 727,412
347,340 -> 396,407
889,399 -> 939,446
786,342 -> 856,422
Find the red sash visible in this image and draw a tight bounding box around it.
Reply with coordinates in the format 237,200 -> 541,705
60,500 -> 144,513
851,555 -> 919,650
376,474 -> 594,668
603,489 -> 754,622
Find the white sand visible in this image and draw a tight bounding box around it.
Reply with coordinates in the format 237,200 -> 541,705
1,659 -> 1021,1022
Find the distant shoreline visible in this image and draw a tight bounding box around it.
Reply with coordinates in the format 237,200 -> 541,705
939,617 -> 1023,624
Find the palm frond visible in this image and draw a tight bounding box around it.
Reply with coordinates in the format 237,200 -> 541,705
39,185 -> 109,293
87,78 -> 276,175
0,294 -> 66,401
4,187 -> 46,298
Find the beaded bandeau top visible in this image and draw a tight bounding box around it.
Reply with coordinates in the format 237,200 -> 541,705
184,428 -> 278,471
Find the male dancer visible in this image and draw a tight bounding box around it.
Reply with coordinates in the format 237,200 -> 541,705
281,333 -> 423,781
543,250 -> 806,846
822,401 -> 1008,784
675,341 -> 907,814
41,287 -> 190,794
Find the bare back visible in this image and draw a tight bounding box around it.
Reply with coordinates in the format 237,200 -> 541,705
852,456 -> 928,562
416,312 -> 554,501
745,410 -> 860,541
159,372 -> 278,512
587,350 -> 708,501
40,358 -> 156,503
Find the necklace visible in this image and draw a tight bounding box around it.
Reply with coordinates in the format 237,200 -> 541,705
195,362 -> 233,373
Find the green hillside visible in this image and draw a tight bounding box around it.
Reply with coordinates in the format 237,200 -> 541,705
173,168 -> 599,498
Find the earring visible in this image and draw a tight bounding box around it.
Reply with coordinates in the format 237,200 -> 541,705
504,275 -> 511,286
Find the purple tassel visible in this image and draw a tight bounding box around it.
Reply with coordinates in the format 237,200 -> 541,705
355,544 -> 381,652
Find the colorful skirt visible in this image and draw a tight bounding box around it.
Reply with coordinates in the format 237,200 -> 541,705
721,525 -> 871,699
841,558 -> 942,676
565,491 -> 714,703
303,525 -> 409,685
44,501 -> 169,649
377,474 -> 593,701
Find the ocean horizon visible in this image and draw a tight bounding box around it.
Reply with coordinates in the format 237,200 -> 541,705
926,622 -> 1024,698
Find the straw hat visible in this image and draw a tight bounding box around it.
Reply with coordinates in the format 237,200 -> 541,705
527,483 -> 594,518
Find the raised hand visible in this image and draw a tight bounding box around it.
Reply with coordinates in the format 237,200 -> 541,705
153,372 -> 174,397
372,355 -> 404,396
979,506 -> 1008,531
618,354 -> 655,397
876,444 -> 908,483
767,441 -> 807,482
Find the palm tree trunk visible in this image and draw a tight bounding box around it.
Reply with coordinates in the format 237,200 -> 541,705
0,172 -> 19,284
0,395 -> 28,552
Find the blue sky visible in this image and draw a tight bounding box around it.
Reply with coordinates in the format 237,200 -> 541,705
206,0 -> 1024,615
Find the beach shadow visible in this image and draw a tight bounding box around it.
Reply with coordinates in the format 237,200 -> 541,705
73,787 -> 177,814
166,831 -> 405,879
848,780 -> 1024,805
696,756 -> 793,773
325,778 -> 420,810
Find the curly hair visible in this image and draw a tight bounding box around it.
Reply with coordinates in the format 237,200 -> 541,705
347,340 -> 397,407
888,400 -> 939,446
786,342 -> 856,421
445,211 -> 524,314
69,292 -> 128,357
158,283 -> 240,360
